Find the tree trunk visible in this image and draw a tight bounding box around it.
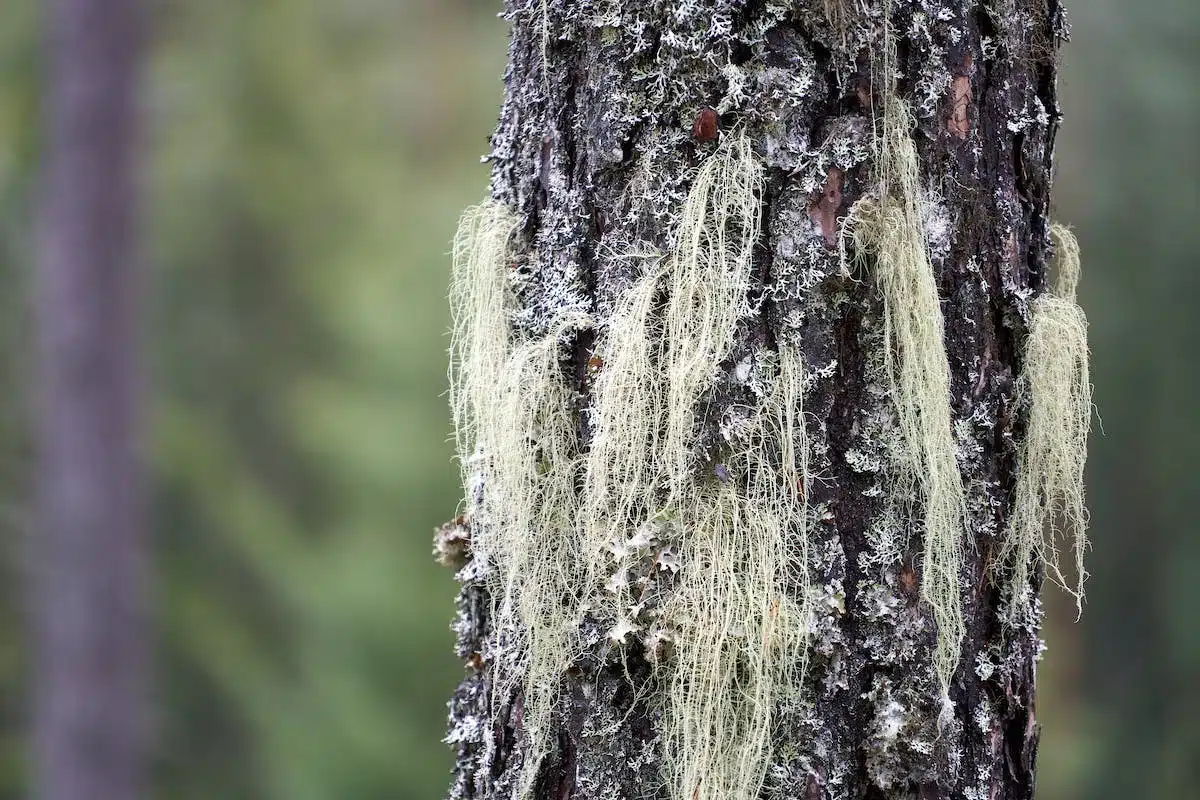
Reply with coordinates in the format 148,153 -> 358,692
445,2 -> 1064,798
31,0 -> 147,797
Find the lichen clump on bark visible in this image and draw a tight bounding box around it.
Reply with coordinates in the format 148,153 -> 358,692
580,260 -> 665,623
449,202 -> 592,789
661,134 -> 763,495
662,344 -> 810,800
451,136 -> 814,800
846,97 -> 969,702
448,202 -> 520,484
587,135 -> 813,800
1000,224 -> 1091,619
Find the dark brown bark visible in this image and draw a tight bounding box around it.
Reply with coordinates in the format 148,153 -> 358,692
31,0 -> 147,797
446,2 -> 1064,798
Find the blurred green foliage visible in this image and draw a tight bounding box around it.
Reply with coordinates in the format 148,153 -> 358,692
0,1 -> 36,794
0,1 -> 1196,798
141,3 -> 508,797
1043,3 -> 1200,797
4,1 -> 507,797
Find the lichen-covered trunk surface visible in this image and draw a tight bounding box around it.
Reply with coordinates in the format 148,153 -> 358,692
445,2 -> 1064,799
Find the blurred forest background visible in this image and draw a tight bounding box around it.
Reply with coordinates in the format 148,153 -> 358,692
0,0 -> 1196,798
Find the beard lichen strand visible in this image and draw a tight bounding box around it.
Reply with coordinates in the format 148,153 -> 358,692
822,0 -> 869,43
582,132 -> 765,628
663,345 -> 810,800
766,344 -> 813,701
578,136 -> 812,800
663,132 -> 763,497
580,261 -> 667,623
448,200 -> 592,792
448,201 -> 521,496
1000,223 -> 1090,621
484,311 -> 592,798
848,97 -> 969,703
452,136 -> 814,796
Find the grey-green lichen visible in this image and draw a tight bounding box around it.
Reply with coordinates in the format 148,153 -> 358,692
845,95 -> 971,707
999,224 -> 1090,620
453,132 -> 814,799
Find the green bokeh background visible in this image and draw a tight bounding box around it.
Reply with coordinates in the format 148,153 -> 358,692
0,1 -> 1195,798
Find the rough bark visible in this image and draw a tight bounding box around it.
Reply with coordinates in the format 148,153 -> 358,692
31,0 -> 147,797
445,2 -> 1063,798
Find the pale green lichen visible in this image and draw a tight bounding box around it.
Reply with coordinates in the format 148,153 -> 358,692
847,97 -> 969,702
449,200 -> 592,790
487,313 -> 591,795
451,143 -> 815,798
581,259 -> 666,622
662,133 -> 763,495
999,224 -> 1090,620
579,137 -> 813,800
662,346 -> 810,800
449,201 -> 521,493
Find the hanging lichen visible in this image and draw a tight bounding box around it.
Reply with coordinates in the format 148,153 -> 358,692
487,314 -> 592,795
579,134 -> 813,800
449,201 -> 592,788
580,261 -> 667,626
449,70 -> 979,800
847,97 -> 969,702
448,201 -> 521,493
661,345 -> 810,800
999,224 -> 1091,619
662,133 -> 763,496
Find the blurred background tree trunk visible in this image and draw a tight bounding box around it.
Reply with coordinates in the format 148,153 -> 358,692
31,0 -> 146,798
447,2 -> 1062,798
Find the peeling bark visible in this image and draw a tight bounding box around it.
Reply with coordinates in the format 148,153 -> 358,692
444,2 -> 1065,798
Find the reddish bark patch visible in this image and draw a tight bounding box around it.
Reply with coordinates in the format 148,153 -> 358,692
692,107 -> 719,141
899,561 -> 920,599
948,75 -> 972,139
1003,230 -> 1020,268
807,168 -> 844,247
